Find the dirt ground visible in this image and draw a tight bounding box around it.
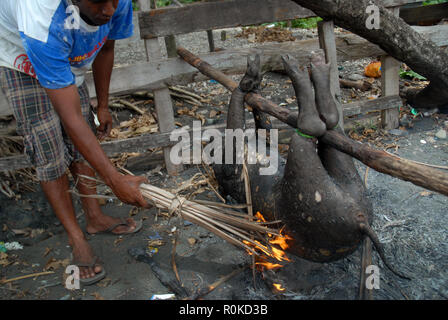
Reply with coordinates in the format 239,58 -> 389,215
1,15 -> 447,301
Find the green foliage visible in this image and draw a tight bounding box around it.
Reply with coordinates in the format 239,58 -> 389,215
274,17 -> 323,29
422,0 -> 448,5
399,68 -> 427,81
156,0 -> 201,6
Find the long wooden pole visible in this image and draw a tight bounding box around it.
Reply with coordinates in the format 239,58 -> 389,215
177,47 -> 448,197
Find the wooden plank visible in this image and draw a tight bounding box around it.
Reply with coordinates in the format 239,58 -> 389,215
343,95 -> 403,117
164,35 -> 178,58
318,20 -> 344,128
138,0 -> 423,39
140,0 -> 182,176
380,56 -> 401,129
0,119 -> 268,171
380,7 -> 401,130
400,2 -> 448,25
411,25 -> 448,47
83,24 -> 448,99
153,86 -> 181,175
138,0 -> 315,39
207,30 -> 215,52
0,131 -> 175,172
86,40 -> 323,98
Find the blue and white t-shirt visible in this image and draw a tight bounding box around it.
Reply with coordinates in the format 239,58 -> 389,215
0,0 -> 133,89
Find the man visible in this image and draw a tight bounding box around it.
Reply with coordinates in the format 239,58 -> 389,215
0,0 -> 149,285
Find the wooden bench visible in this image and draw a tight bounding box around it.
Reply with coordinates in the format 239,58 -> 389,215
1,0 -> 447,172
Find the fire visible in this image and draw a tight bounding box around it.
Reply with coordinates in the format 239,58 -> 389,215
244,212 -> 293,269
269,226 -> 293,250
255,261 -> 283,270
273,283 -> 286,292
255,211 -> 267,222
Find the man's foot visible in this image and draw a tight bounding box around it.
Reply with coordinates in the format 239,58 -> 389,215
70,237 -> 104,282
85,215 -> 140,235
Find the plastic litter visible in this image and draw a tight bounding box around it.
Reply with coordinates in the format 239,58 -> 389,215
0,241 -> 23,251
146,246 -> 158,257
147,232 -> 162,241
150,293 -> 175,300
364,61 -> 382,78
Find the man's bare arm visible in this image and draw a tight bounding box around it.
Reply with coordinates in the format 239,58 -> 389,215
45,85 -> 148,207
92,39 -> 115,140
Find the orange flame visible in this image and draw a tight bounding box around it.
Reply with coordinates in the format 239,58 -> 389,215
273,283 -> 286,292
255,261 -> 283,270
269,227 -> 293,251
255,211 -> 267,222
244,212 -> 293,266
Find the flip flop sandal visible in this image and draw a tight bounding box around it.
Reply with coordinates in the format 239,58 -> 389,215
86,218 -> 143,237
70,254 -> 106,286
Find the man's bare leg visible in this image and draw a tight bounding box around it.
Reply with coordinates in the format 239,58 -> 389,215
69,161 -> 137,235
40,174 -> 102,280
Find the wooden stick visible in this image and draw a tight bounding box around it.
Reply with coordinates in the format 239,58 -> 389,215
242,162 -> 257,288
171,232 -> 182,285
169,86 -> 204,102
177,47 -> 448,197
185,265 -> 248,300
320,130 -> 448,197
112,99 -> 145,115
340,79 -> 372,92
0,271 -> 55,284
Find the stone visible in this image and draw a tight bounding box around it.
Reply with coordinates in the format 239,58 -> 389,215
435,129 -> 447,140
427,137 -> 436,144
399,114 -> 412,128
389,129 -> 409,137
347,73 -> 365,81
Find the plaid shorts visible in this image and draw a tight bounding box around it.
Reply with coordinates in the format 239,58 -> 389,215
0,67 -> 96,182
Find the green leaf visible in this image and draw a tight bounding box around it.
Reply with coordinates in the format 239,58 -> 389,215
399,68 -> 427,81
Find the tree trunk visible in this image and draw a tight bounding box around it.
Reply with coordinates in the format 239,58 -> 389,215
290,0 -> 448,109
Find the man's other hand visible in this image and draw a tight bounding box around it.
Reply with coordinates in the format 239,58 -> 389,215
96,107 -> 113,141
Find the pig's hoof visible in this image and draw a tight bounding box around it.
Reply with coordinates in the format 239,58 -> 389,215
310,54 -> 339,129
282,55 -> 327,138
239,54 -> 262,92
281,54 -> 301,79
297,112 -> 327,138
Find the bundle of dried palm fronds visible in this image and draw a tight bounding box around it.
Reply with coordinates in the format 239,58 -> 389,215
139,183 -> 283,257
74,172 -> 284,258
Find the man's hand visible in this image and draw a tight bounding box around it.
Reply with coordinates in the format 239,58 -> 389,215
96,107 -> 113,140
92,39 -> 115,141
109,174 -> 150,208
